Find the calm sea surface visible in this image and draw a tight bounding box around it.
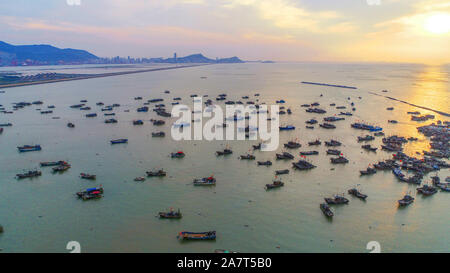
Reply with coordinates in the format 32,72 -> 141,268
0,63 -> 448,253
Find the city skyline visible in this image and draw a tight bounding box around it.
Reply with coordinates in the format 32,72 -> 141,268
0,0 -> 449,64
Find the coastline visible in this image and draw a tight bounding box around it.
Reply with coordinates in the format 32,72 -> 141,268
0,64 -> 209,89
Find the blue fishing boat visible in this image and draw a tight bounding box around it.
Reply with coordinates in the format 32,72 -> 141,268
17,145 -> 42,152
85,113 -> 97,117
110,139 -> 128,144
279,125 -> 295,131
137,106 -> 149,112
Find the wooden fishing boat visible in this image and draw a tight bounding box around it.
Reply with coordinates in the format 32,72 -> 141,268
178,231 -> 216,240
80,173 -> 96,180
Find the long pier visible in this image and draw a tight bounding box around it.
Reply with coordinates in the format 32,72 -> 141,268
301,81 -> 357,89
0,64 -> 208,89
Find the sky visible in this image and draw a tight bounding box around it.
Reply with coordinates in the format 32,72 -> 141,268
0,0 -> 449,64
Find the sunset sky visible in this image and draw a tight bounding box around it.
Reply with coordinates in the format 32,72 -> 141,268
1,0 -> 449,64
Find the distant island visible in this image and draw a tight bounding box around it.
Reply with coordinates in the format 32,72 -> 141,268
0,41 -> 244,66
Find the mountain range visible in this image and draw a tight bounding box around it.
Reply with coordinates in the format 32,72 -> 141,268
0,41 -> 244,66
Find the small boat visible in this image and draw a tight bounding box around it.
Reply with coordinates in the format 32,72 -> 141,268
193,176 -> 216,185
276,152 -> 294,160
67,122 -> 75,128
252,143 -> 262,150
275,169 -> 289,175
320,203 -> 334,217
152,119 -> 165,126
171,151 -> 185,158
331,156 -> 349,164
80,107 -> 91,111
388,120 -> 398,124
358,135 -> 375,142
105,118 -> 118,123
308,140 -> 321,146
360,167 -> 377,176
110,139 -> 128,144
17,145 -> 42,152
292,160 -> 316,170
159,208 -> 182,219
398,195 -> 414,206
76,186 -> 103,200
284,141 -> 301,149
319,123 -> 336,129
257,160 -> 272,166
152,131 -> 165,137
178,231 -> 216,240
134,177 -> 145,182
361,144 -> 377,152
300,151 -> 319,156
216,149 -> 233,156
240,154 -> 255,160
80,173 -> 96,180
85,113 -> 97,118
265,180 -> 284,189
53,163 -> 71,173
133,120 -> 144,125
16,170 -> 42,179
40,161 -> 66,167
417,185 -> 438,196
325,140 -> 341,147
348,188 -> 368,200
279,125 -> 295,131
438,184 -> 450,192
326,149 -> 341,155
325,195 -> 349,205
146,169 -> 167,177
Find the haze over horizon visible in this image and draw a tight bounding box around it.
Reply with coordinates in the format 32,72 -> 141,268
1,0 -> 449,64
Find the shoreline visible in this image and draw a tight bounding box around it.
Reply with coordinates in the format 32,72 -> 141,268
0,64 -> 208,89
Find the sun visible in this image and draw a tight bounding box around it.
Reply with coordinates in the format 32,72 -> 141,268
423,13 -> 450,34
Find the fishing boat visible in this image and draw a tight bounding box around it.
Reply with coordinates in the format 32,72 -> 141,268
358,135 -> 375,142
52,163 -> 71,173
40,161 -> 66,167
193,176 -> 216,185
133,120 -> 144,125
171,151 -> 185,158
216,149 -> 233,156
152,119 -> 165,126
17,145 -> 42,152
292,160 -> 316,170
134,177 -> 145,182
152,131 -> 165,137
398,195 -> 414,206
85,113 -> 97,117
284,141 -> 301,149
417,185 -> 438,196
275,169 -> 289,175
137,106 -> 149,112
360,167 -> 377,176
146,169 -> 167,177
320,203 -> 334,217
324,116 -> 345,122
16,170 -> 42,179
0,123 -> 12,127
110,139 -> 128,144
240,154 -> 255,160
257,161 -> 272,166
306,126 -> 314,129
76,186 -> 103,200
265,180 -> 284,189
159,208 -> 182,219
348,188 -> 368,200
319,123 -> 336,129
279,125 -> 295,131
300,151 -> 319,156
326,149 -> 341,155
178,231 -> 216,240
80,107 -> 91,111
308,140 -> 321,146
105,118 -> 118,123
67,122 -> 75,128
325,195 -> 349,205
80,173 -> 96,180
325,140 -> 341,147
361,144 -> 377,152
438,184 -> 450,192
276,152 -> 294,160
331,156 -> 349,164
